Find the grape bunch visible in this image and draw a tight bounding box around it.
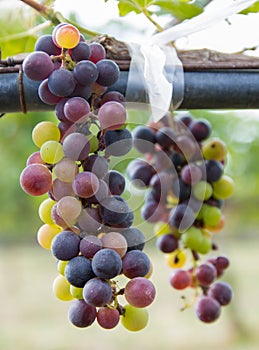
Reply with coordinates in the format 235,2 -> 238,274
127,114 -> 234,323
19,23 -> 156,331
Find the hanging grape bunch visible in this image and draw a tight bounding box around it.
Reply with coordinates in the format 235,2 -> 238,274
20,23 -> 156,332
128,114 -> 234,323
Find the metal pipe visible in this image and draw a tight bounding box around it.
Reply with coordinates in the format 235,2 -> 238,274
1,70 -> 259,114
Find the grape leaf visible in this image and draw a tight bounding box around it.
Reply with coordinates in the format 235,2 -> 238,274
153,1 -> 203,20
240,1 -> 259,14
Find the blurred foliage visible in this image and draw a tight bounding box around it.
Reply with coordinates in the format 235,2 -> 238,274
1,0 -> 259,242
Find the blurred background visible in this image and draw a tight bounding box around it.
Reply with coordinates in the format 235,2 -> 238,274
0,1 -> 259,349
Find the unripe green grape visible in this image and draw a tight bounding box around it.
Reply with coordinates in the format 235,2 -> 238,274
121,304 -> 149,332
40,140 -> 64,164
52,275 -> 74,301
182,226 -> 203,251
193,181 -> 213,201
212,175 -> 234,199
70,285 -> 84,299
87,134 -> 99,153
202,137 -> 227,162
57,260 -> 68,276
154,222 -> 171,237
197,233 -> 212,254
32,121 -> 60,147
199,204 -> 222,227
38,197 -> 56,224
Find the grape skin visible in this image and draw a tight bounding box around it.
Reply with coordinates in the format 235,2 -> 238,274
97,307 -> 120,329
23,51 -> 54,81
51,230 -> 80,261
68,299 -> 97,328
20,164 -> 52,196
92,248 -> 122,279
195,296 -> 221,323
124,277 -> 156,308
122,250 -> 150,279
65,256 -> 95,288
83,277 -> 113,307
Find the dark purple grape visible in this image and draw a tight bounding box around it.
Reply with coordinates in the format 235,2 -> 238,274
150,171 -> 174,202
172,178 -> 191,202
99,195 -> 130,225
71,42 -> 91,62
101,91 -> 126,106
109,209 -> 134,229
177,113 -> 193,127
34,34 -> 61,55
205,160 -> 224,183
68,299 -> 96,328
216,256 -> 230,270
127,160 -> 156,188
205,197 -> 224,209
86,179 -> 109,205
51,230 -> 80,261
38,79 -> 62,105
104,170 -> 125,196
195,296 -> 221,323
169,204 -> 195,232
156,127 -> 176,149
171,151 -> 186,168
92,248 -> 122,279
55,98 -> 70,122
64,96 -> 90,123
195,263 -> 217,287
89,42 -> 106,63
104,128 -> 132,157
48,68 -> 76,97
175,135 -> 197,159
208,281 -> 233,306
132,126 -> 156,153
72,171 -> 99,198
83,155 -> 109,179
74,60 -> 98,86
189,119 -> 211,142
23,51 -> 54,81
122,250 -> 150,279
141,200 -> 166,223
181,164 -> 203,185
77,207 -> 102,233
156,234 -> 178,253
65,256 -> 95,288
80,235 -> 102,258
69,83 -> 92,100
96,59 -> 120,86
83,277 -> 112,307
120,227 -> 145,251
97,307 -> 120,329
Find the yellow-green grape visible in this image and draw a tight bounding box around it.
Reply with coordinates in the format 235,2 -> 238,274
202,137 -> 227,162
165,249 -> 187,268
87,134 -> 99,153
40,140 -> 64,164
52,275 -> 74,301
56,196 -> 82,227
154,222 -> 171,237
38,197 -> 56,224
70,285 -> 83,299
53,158 -> 79,183
212,175 -> 234,199
32,121 -> 60,148
55,24 -> 80,49
37,223 -> 62,250
198,232 -> 212,254
198,204 -> 222,227
121,304 -> 149,332
181,226 -> 203,252
193,181 -> 213,201
57,260 -> 68,276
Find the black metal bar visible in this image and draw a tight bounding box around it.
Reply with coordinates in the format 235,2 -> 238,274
1,70 -> 259,114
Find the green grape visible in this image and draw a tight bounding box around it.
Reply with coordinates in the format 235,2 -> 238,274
52,275 -> 74,301
154,222 -> 171,237
32,121 -> 60,147
121,304 -> 149,332
193,181 -> 213,201
197,233 -> 212,254
70,285 -> 84,299
40,140 -> 64,164
37,223 -> 62,250
199,204 -> 222,227
181,226 -> 203,251
87,134 -> 99,153
57,260 -> 68,276
212,175 -> 234,199
202,137 -> 227,162
38,197 -> 56,224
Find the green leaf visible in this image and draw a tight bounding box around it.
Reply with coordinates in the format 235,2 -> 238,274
112,0 -> 154,16
240,1 -> 259,14
153,0 -> 203,20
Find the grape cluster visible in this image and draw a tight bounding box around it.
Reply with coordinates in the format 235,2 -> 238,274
128,114 -> 234,323
20,23 -> 156,331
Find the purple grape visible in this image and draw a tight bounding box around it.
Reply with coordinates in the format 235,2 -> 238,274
181,164 -> 203,185
68,299 -> 96,328
177,114 -> 193,127
104,170 -> 125,196
195,296 -> 221,323
74,60 -> 98,86
89,42 -> 106,63
83,155 -> 109,179
83,277 -> 113,307
63,133 -> 90,161
120,227 -> 145,251
23,51 -> 54,81
92,248 -> 122,279
208,281 -> 233,306
97,307 -> 120,329
169,204 -> 195,232
86,179 -> 109,205
156,234 -> 178,253
72,172 -> 100,198
71,42 -> 91,62
141,200 -> 167,223
77,207 -> 102,233
127,159 -> 156,188
34,34 -> 61,55
205,160 -> 224,183
69,83 -> 92,100
189,119 -> 211,142
99,195 -> 130,225
51,230 -> 80,261
55,98 -> 70,122
171,151 -> 186,168
38,79 -> 62,105
156,127 -> 176,149
122,250 -> 150,279
169,269 -> 192,290
96,59 -> 120,86
195,263 -> 217,287
64,97 -> 90,123
124,277 -> 156,308
172,178 -> 191,202
80,235 -> 102,258
65,256 -> 95,288
104,128 -> 132,157
48,68 -> 76,97
132,126 -> 156,153
101,91 -> 126,106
